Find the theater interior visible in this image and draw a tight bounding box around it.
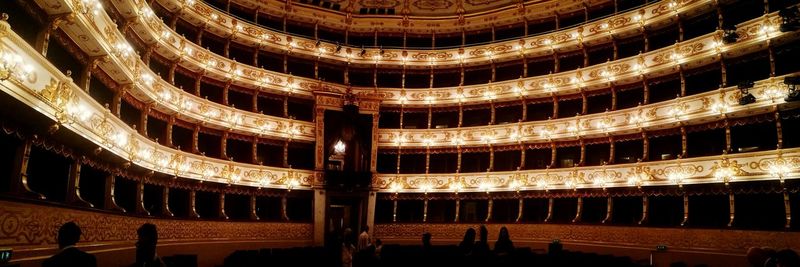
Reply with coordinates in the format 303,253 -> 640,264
1,0 -> 800,266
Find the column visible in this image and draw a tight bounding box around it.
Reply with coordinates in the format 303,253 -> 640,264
189,190 -> 201,218
135,180 -> 150,215
250,195 -> 260,220
219,193 -> 229,219
104,174 -> 126,212
313,189 -> 326,246
162,187 -> 174,217
9,139 -> 45,199
67,160 -> 93,207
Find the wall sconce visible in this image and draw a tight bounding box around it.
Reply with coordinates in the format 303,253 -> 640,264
334,140 -> 346,155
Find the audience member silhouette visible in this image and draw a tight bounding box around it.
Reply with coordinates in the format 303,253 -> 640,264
133,223 -> 165,267
472,225 -> 491,265
373,238 -> 383,261
341,228 -> 356,267
43,222 -> 97,267
775,249 -> 800,267
420,232 -> 434,267
494,227 -> 515,256
458,228 -> 476,256
357,226 -> 371,251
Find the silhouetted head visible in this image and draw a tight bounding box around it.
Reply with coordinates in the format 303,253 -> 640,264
422,232 -> 432,247
498,227 -> 510,242
375,239 -> 382,246
776,249 -> 800,267
342,228 -> 354,246
57,222 -> 82,249
478,225 -> 488,242
362,225 -> 369,233
136,223 -> 158,263
462,228 -> 476,245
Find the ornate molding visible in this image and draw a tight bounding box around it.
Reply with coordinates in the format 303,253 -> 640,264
376,75 -> 797,148
146,0 -> 712,68
373,148 -> 800,193
0,200 -> 313,249
0,27 -> 315,189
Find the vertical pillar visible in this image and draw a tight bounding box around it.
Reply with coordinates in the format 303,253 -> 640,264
189,190 -> 200,218
67,159 -> 93,207
250,195 -> 260,220
727,192 -> 735,227
281,195 -> 290,221
192,125 -> 200,153
104,174 -> 125,212
485,196 -> 493,222
34,15 -> 66,57
139,107 -> 149,136
544,197 -> 554,222
165,116 -> 175,148
638,195 -> 648,225
454,197 -> 460,222
680,193 -> 689,227
642,131 -> 650,161
423,197 -> 428,222
252,136 -> 260,164
572,196 -> 582,223
784,190 -> 792,229
221,131 -> 229,159
219,193 -> 228,219
371,113 -> 380,172
314,107 -> 325,170
168,63 -> 177,84
602,196 -> 613,224
366,191 -> 376,231
111,88 -> 123,117
194,74 -> 203,96
135,180 -> 149,215
79,58 -> 100,93
162,187 -> 173,217
551,95 -> 559,119
515,197 -> 524,223
10,139 -> 45,199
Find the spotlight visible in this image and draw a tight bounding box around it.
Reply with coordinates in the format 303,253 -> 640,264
379,47 -> 385,56
335,42 -> 342,53
738,80 -> 756,105
785,76 -> 800,102
779,7 -> 800,32
359,46 -> 367,57
722,26 -> 738,44
315,40 -> 321,47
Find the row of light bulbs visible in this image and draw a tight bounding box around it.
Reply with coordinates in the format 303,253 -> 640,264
388,84 -> 789,147
0,27 -> 311,189
167,0 -> 687,66
384,155 -> 795,193
131,0 -> 782,108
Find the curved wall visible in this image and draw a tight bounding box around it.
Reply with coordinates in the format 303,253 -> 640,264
0,200 -> 312,267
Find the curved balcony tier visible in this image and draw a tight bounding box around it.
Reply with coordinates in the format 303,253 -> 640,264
0,22 -> 315,189
375,74 -> 798,148
30,0 -> 316,142
120,1 -> 789,107
142,0 -> 713,68
372,148 -> 799,193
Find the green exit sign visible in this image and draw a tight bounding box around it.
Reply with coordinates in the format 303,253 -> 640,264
0,248 -> 11,263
